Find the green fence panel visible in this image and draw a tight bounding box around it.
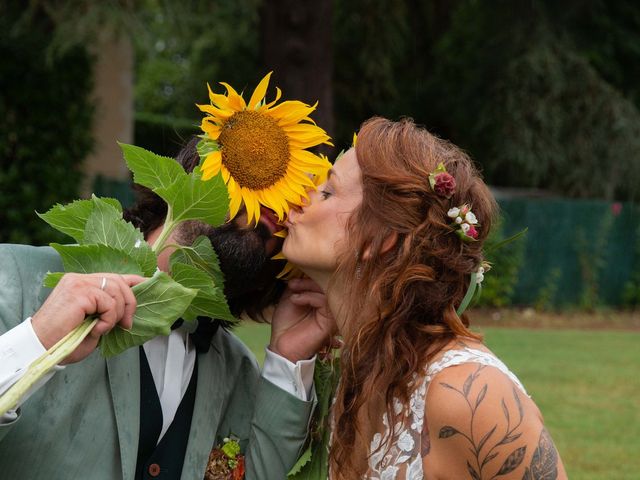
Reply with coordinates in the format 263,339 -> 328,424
498,197 -> 637,307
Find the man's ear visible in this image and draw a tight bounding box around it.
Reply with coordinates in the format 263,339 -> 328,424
362,231 -> 398,260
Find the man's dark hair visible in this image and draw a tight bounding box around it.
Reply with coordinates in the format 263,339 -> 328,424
124,136 -> 285,322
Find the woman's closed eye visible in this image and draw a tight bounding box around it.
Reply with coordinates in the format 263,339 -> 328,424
320,189 -> 333,200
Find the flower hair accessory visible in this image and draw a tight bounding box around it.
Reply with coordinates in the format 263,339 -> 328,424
428,162 -> 456,198
447,204 -> 479,241
456,262 -> 490,316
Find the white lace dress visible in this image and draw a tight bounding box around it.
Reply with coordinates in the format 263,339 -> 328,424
361,346 -> 529,480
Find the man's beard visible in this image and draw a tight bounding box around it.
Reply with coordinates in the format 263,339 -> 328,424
174,220 -> 284,317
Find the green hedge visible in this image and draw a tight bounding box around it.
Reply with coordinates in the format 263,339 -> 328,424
0,6 -> 93,245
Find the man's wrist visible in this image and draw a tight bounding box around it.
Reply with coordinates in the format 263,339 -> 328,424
262,347 -> 316,401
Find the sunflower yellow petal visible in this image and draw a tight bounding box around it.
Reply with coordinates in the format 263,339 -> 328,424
207,86 -> 234,111
268,101 -> 314,121
201,121 -> 222,140
260,87 -> 282,110
272,251 -> 286,260
197,103 -> 234,120
258,189 -> 283,219
241,187 -> 257,224
290,149 -> 329,169
201,150 -> 223,178
220,82 -> 247,110
248,72 -> 272,110
228,189 -> 243,219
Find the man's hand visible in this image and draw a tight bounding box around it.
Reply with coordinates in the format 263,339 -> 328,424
31,273 -> 145,364
269,278 -> 337,363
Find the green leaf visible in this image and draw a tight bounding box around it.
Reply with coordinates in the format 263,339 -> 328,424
100,271 -> 197,357
169,236 -> 225,290
37,197 -> 122,243
43,272 -> 65,288
120,142 -> 229,228
485,227 -> 528,254
288,446 -> 313,476
119,143 -> 185,192
83,196 -> 157,276
50,243 -> 145,276
170,262 -> 235,323
155,167 -> 229,227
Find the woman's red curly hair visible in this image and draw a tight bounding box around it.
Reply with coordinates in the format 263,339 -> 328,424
329,117 -> 498,478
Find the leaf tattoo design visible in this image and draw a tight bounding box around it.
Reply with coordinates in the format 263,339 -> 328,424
521,429 -> 558,480
437,366 -> 530,479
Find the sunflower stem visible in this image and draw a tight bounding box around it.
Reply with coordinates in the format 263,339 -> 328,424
151,206 -> 176,253
0,317 -> 98,416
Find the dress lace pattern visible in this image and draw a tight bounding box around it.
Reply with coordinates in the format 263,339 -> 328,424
363,346 -> 528,480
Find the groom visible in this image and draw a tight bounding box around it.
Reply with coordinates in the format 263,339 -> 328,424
0,137 -> 330,479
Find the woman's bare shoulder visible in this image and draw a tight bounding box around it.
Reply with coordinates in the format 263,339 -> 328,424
421,356 -> 567,479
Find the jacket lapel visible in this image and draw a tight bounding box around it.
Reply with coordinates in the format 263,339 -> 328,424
180,349 -> 225,480
107,347 -> 141,480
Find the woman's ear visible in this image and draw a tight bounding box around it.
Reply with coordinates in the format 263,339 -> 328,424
362,231 -> 398,260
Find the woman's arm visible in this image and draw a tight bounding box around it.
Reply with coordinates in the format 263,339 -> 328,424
422,362 -> 568,480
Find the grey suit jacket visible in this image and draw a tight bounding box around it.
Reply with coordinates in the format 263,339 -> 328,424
0,244 -> 313,479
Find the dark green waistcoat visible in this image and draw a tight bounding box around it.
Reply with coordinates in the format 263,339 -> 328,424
135,348 -> 198,480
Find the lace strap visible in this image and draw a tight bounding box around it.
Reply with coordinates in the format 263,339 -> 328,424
425,347 -> 528,396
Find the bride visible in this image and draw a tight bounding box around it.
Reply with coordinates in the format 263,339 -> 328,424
278,117 -> 568,479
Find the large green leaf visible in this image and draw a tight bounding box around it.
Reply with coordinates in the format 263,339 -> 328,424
37,197 -> 122,243
155,167 -> 229,227
169,236 -> 225,291
120,142 -> 229,228
83,196 -> 157,276
119,143 -> 184,192
50,243 -> 145,276
100,271 -> 197,357
170,262 -> 235,323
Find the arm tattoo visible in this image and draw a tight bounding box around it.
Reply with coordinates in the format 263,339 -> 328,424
521,428 -> 558,480
437,365 -> 533,479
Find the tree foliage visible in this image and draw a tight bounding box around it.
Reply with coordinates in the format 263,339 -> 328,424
0,1 -> 94,244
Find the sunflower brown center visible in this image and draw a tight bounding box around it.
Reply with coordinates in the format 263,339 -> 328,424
219,110 -> 290,190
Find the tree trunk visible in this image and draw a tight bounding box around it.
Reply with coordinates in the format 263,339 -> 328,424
261,0 -> 334,154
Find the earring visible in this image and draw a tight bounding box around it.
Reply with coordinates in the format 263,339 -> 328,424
354,250 -> 362,279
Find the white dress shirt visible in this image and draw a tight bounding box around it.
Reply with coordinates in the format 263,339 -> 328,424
0,318 -> 315,442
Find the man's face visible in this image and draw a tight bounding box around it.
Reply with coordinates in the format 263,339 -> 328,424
174,207 -> 285,313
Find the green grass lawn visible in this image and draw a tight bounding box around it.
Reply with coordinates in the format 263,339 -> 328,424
234,323 -> 640,479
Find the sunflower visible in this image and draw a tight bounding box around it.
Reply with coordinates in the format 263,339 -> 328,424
197,72 -> 332,225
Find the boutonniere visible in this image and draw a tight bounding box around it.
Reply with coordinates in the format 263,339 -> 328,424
205,437 -> 245,480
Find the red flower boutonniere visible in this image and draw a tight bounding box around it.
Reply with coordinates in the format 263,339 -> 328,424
205,437 -> 245,480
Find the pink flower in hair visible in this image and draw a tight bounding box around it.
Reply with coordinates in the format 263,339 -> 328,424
433,172 -> 456,198
429,162 -> 456,198
449,204 -> 480,242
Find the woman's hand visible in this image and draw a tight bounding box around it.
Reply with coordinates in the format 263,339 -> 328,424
31,272 -> 145,364
269,277 -> 338,363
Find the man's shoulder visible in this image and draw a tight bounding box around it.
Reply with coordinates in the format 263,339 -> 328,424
0,244 -> 60,268
211,326 -> 260,374
0,244 -> 61,330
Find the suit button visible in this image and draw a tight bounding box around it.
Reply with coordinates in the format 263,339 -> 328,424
148,463 -> 161,477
